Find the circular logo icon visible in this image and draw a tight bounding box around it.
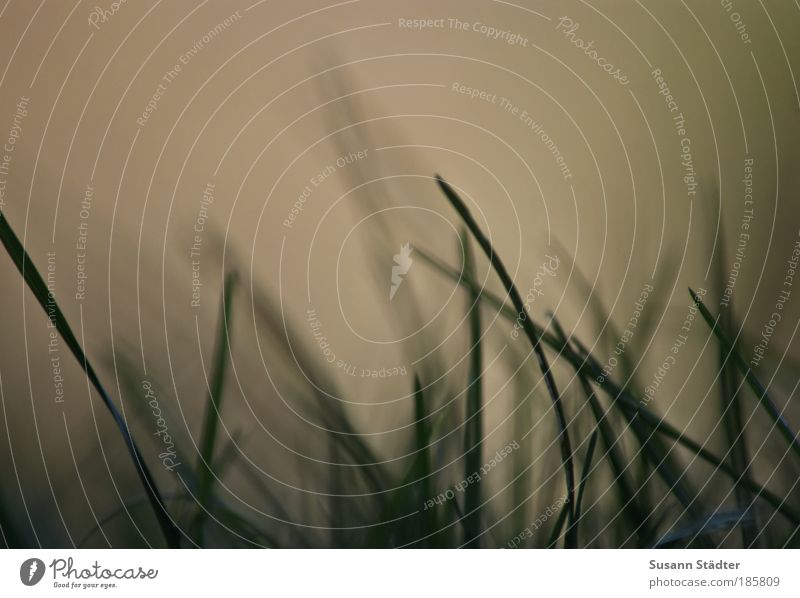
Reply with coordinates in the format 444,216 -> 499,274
20,558 -> 46,586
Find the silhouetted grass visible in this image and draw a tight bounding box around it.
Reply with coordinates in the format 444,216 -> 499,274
690,287 -> 800,458
2,170 -> 799,548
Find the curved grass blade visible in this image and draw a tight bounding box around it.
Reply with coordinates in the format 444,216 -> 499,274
0,212 -> 180,548
434,175 -> 576,536
548,314 -> 655,544
568,351 -> 706,536
690,288 -> 800,459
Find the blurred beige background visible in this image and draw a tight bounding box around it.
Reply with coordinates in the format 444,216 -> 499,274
0,0 -> 799,546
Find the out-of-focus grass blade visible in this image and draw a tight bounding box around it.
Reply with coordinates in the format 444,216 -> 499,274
548,314 -> 655,545
413,375 -> 436,546
211,504 -> 281,548
234,458 -> 312,548
435,175 -> 576,533
194,270 -> 237,540
653,510 -> 753,548
690,288 -> 800,459
251,287 -> 388,499
461,228 -> 483,548
0,212 -> 180,548
0,495 -> 22,548
378,376 -> 440,548
77,493 -> 189,548
116,355 -> 200,495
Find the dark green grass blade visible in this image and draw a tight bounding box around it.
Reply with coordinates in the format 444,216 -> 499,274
548,314 -> 655,545
194,270 -> 237,540
690,288 -> 800,458
378,376 -> 441,548
0,212 -> 180,548
707,194 -> 754,545
712,239 -> 756,547
417,246 -> 800,526
77,493 -> 191,548
565,337 -> 707,531
413,376 -> 431,490
546,501 -> 571,548
461,229 -> 483,548
234,458 -> 312,548
581,378 -> 656,544
569,428 -> 599,546
435,175 -> 576,534
601,373 -> 800,525
413,375 -> 435,546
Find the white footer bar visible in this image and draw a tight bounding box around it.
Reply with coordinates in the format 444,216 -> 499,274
1,549 -> 797,596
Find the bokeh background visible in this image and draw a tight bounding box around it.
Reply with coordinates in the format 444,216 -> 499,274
0,0 -> 799,548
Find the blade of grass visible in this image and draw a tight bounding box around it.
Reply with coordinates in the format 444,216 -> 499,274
413,375 -> 436,546
549,314 -> 656,545
690,288 -> 800,458
417,246 -> 800,525
568,428 -> 599,546
546,500 -> 571,548
435,175 -> 576,538
0,212 -> 180,548
461,228 -> 483,548
570,351 -> 707,535
194,270 -> 237,542
712,238 -> 757,547
581,376 -> 657,545
378,376 -> 439,548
